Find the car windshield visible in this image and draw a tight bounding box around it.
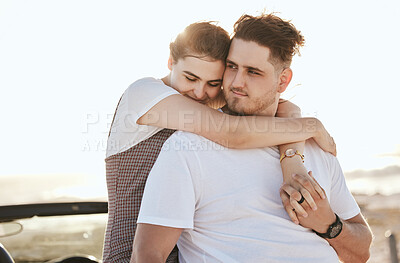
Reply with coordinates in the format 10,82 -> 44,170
0,214 -> 107,262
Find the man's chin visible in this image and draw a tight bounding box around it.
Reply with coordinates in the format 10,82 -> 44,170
223,103 -> 246,116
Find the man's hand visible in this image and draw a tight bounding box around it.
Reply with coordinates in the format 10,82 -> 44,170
280,171 -> 373,263
280,171 -> 335,232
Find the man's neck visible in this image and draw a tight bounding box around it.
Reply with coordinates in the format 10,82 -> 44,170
221,105 -> 243,116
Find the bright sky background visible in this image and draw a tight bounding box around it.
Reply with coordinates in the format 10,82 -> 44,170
1,0 -> 399,185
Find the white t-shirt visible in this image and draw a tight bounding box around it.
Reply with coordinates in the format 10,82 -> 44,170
137,131 -> 360,263
106,77 -> 179,158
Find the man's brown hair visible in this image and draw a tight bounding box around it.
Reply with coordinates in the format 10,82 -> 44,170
232,13 -> 305,69
170,22 -> 230,63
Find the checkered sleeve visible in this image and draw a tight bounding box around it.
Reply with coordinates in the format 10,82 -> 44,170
102,128 -> 178,263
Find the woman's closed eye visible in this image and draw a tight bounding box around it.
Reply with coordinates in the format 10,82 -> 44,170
185,76 -> 197,82
208,82 -> 221,87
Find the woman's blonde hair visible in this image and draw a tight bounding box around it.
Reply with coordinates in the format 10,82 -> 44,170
170,22 -> 230,62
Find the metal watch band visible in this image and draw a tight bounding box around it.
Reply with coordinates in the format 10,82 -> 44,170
279,150 -> 304,163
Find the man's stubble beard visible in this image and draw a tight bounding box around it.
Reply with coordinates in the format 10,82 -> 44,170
223,88 -> 278,116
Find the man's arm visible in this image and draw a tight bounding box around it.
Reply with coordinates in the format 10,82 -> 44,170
131,223 -> 182,263
280,172 -> 372,263
327,213 -> 372,263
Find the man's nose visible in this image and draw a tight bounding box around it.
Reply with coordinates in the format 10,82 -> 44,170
232,71 -> 245,88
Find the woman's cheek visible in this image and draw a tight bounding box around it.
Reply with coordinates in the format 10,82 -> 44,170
209,88 -> 221,100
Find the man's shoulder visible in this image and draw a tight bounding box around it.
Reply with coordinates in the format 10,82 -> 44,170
166,131 -> 210,144
305,140 -> 334,158
305,140 -> 338,170
163,131 -> 218,152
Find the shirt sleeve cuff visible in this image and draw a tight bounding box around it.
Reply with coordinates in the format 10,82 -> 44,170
137,215 -> 193,230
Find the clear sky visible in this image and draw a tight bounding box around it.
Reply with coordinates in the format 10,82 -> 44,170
1,0 -> 399,182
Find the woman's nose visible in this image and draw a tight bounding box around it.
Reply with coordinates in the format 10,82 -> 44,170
193,84 -> 206,99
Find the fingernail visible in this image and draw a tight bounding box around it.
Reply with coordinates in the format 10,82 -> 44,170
303,213 -> 308,218
312,206 -> 317,211
292,174 -> 297,178
295,221 -> 299,225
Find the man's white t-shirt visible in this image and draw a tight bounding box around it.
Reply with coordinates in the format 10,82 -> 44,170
137,131 -> 360,263
106,77 -> 179,158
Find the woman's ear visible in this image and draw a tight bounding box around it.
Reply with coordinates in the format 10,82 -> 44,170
277,68 -> 293,93
167,56 -> 173,70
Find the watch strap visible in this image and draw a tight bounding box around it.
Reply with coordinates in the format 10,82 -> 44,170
313,213 -> 343,239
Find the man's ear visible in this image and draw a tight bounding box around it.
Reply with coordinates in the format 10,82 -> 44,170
167,56 -> 173,70
277,68 -> 293,93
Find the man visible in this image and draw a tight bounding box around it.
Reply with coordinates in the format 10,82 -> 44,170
132,13 -> 372,262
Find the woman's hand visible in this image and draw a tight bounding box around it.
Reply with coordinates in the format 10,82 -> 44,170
276,99 -> 301,118
312,119 -> 337,156
276,100 -> 337,157
277,99 -> 328,223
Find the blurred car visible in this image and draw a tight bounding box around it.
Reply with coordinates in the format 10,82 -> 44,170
0,202 -> 108,263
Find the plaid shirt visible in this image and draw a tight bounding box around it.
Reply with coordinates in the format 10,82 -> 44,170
102,128 -> 178,263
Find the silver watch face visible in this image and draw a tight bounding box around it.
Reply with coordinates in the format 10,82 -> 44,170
330,225 -> 342,237
285,149 -> 295,157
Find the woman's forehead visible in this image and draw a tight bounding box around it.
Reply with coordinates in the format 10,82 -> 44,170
178,56 -> 225,80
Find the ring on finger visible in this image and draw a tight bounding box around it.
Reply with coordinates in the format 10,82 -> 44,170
297,195 -> 305,204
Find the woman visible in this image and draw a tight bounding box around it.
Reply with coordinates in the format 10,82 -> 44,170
103,22 -> 334,263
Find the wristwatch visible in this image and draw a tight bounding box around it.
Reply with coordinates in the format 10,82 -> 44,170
313,213 -> 343,239
280,148 -> 304,163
